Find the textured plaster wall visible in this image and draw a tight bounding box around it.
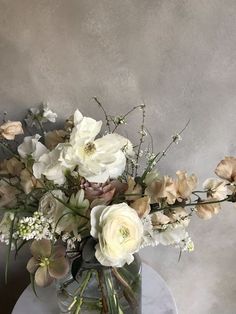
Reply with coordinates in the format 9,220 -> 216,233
0,1 -> 236,313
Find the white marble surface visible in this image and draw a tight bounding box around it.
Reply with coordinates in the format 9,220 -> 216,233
12,263 -> 178,314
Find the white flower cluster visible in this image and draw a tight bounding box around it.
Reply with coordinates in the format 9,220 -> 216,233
175,233 -> 194,252
140,215 -> 160,248
14,211 -> 54,241
140,215 -> 192,251
0,212 -> 15,245
62,233 -> 81,250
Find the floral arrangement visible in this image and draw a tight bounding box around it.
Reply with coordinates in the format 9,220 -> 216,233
0,102 -> 235,313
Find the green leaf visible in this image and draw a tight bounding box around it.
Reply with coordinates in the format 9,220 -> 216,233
71,256 -> 83,280
14,239 -> 27,259
51,194 -> 89,220
82,238 -> 96,262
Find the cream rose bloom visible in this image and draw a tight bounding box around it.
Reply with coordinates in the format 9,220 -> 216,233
91,203 -> 143,267
38,190 -> 67,227
0,121 -> 23,140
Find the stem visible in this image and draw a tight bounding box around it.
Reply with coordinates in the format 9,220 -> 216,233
0,141 -> 20,160
156,120 -> 190,165
97,269 -> 109,314
141,119 -> 190,180
51,194 -> 89,220
34,116 -> 45,142
112,105 -> 143,133
151,197 -> 230,213
134,104 -> 146,177
112,268 -> 138,309
93,97 -> 111,133
68,270 -> 92,313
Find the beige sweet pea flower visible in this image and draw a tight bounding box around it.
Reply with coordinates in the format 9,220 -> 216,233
45,130 -> 67,150
151,212 -> 170,229
130,196 -> 151,218
145,176 -> 177,205
0,121 -> 23,140
196,200 -> 220,220
125,176 -> 142,201
27,239 -> 69,287
215,157 -> 236,182
0,157 -> 24,177
175,170 -> 198,200
203,178 -> 228,200
20,168 -> 43,194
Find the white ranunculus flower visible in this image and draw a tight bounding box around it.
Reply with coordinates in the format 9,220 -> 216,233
18,135 -> 48,160
33,144 -> 71,185
62,110 -> 134,183
91,203 -> 143,267
203,178 -> 228,200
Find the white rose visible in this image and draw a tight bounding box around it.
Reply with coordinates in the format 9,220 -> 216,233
91,203 -> 143,267
18,135 -> 48,160
38,190 -> 67,225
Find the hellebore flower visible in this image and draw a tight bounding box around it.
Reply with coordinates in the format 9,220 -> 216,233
26,239 -> 69,287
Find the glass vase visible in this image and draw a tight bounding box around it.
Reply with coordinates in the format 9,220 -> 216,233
56,254 -> 142,314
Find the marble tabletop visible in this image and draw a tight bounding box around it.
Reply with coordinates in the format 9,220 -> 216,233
12,263 -> 178,314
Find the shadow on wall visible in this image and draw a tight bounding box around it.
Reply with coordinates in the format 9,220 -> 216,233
0,244 -> 30,314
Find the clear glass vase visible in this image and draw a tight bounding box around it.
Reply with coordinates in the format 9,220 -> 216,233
56,254 -> 142,314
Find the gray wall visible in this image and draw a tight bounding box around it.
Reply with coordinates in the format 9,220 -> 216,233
0,1 -> 236,313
